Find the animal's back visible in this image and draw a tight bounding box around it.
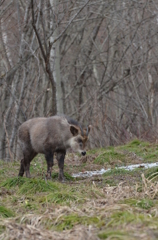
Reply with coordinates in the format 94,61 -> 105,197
18,117 -> 46,143
18,116 -> 71,154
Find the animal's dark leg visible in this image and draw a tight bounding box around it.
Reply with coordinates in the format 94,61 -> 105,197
56,151 -> 66,182
45,152 -> 54,179
24,152 -> 37,178
24,161 -> 31,178
18,158 -> 31,177
18,159 -> 25,177
18,151 -> 36,178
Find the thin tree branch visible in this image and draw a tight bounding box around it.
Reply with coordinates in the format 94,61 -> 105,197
31,0 -> 46,61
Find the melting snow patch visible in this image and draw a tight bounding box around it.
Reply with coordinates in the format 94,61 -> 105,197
72,162 -> 158,178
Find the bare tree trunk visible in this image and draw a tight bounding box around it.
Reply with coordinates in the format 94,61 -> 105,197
31,0 -> 57,115
49,0 -> 63,114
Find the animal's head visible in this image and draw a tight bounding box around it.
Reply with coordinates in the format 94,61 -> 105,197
68,124 -> 91,156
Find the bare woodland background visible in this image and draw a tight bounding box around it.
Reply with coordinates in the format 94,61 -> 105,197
1,0 -> 158,161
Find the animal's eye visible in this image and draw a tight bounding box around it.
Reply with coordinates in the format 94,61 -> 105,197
78,138 -> 83,143
78,138 -> 83,147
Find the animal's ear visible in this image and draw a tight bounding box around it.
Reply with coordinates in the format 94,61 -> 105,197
70,125 -> 79,136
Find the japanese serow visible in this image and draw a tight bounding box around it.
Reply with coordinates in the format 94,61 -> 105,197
18,115 -> 91,181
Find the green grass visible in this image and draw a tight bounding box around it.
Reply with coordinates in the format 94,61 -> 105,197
1,177 -> 59,194
38,189 -> 82,205
53,214 -> 100,231
121,198 -> 154,209
98,230 -> 130,240
0,225 -> 5,235
102,168 -> 129,177
94,148 -> 125,165
144,167 -> 158,180
108,210 -> 154,227
51,172 -> 74,181
118,139 -> 158,163
137,199 -> 154,209
92,139 -> 158,165
0,140 -> 158,239
0,206 -> 15,218
125,139 -> 149,147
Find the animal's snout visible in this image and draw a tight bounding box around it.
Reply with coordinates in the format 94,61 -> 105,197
81,151 -> 86,156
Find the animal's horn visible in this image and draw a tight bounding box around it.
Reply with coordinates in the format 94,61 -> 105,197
86,125 -> 89,136
79,124 -> 84,136
86,125 -> 92,136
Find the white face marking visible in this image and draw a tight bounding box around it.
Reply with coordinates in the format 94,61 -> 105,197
68,138 -> 83,154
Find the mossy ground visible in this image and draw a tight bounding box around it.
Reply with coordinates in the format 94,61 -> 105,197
0,139 -> 158,239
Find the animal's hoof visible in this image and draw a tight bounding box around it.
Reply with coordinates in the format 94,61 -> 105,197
18,173 -> 24,177
58,177 -> 65,183
25,171 -> 31,178
45,173 -> 52,180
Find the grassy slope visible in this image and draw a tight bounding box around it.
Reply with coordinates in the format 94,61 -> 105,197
0,139 -> 158,239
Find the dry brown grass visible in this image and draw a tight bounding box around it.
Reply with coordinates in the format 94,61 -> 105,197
0,220 -> 98,240
1,173 -> 158,240
141,173 -> 158,199
1,141 -> 158,239
0,205 -> 99,240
